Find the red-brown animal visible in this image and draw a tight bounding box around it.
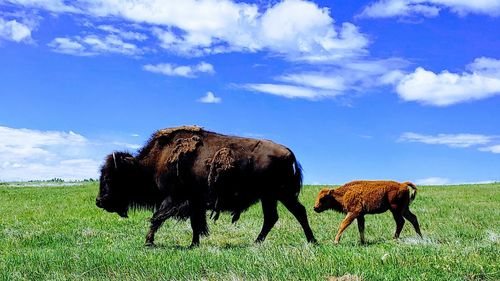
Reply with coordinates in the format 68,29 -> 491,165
314,180 -> 422,244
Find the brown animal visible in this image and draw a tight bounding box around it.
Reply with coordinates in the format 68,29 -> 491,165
314,180 -> 422,244
95,126 -> 316,247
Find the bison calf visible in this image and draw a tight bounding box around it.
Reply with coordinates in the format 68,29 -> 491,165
314,180 -> 422,244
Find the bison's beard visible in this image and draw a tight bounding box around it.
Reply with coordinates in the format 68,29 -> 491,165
98,203 -> 129,218
117,209 -> 128,218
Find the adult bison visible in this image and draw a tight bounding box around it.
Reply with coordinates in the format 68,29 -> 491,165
95,126 -> 316,247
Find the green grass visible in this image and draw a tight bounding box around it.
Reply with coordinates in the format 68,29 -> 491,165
0,183 -> 498,280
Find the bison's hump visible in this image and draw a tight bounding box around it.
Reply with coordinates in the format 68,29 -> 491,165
155,125 -> 203,138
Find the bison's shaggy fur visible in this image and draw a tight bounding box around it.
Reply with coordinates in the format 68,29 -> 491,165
96,126 -> 316,247
314,180 -> 422,244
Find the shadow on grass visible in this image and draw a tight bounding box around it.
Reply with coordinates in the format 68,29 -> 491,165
219,242 -> 252,249
143,243 -> 192,251
142,242 -> 253,250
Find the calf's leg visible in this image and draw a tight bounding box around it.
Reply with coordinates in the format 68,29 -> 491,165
255,198 -> 279,243
280,197 -> 317,243
357,216 -> 366,244
391,210 -> 405,239
403,209 -> 422,238
335,212 -> 358,244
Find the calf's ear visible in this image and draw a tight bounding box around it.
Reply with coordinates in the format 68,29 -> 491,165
328,189 -> 336,196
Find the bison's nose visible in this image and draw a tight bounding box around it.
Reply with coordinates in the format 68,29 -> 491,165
96,198 -> 103,208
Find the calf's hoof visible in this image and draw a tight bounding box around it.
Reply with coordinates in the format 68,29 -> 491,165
333,240 -> 340,245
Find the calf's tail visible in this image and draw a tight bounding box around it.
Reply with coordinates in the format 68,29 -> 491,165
403,181 -> 417,203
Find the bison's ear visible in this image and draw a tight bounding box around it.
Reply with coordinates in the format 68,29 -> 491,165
328,189 -> 336,196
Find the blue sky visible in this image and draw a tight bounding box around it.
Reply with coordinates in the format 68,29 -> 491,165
1,0 -> 499,184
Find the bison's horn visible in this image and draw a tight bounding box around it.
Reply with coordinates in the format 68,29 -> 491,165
112,152 -> 118,169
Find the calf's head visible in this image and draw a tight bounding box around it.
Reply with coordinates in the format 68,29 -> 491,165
96,152 -> 137,218
313,187 -> 337,213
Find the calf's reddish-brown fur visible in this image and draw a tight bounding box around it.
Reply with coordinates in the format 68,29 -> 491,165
314,180 -> 422,244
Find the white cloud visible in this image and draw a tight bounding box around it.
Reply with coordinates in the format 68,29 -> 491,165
277,73 -> 347,91
82,34 -> 141,55
479,145 -> 500,154
198,91 -> 221,103
396,57 -> 500,106
359,0 -> 500,18
4,0 -> 79,13
414,177 -> 497,185
400,132 -> 500,155
468,57 -> 500,74
244,58 -> 408,100
48,34 -> 142,56
97,25 -> 148,41
243,72 -> 348,99
243,83 -> 331,99
48,37 -> 90,56
143,61 -> 215,78
0,17 -> 32,42
399,132 -> 493,148
8,0 -> 368,61
256,2 -> 368,61
111,142 -> 141,150
415,177 -> 451,185
0,126 -> 140,181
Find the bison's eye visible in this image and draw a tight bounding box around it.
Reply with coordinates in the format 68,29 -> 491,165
103,176 -> 114,186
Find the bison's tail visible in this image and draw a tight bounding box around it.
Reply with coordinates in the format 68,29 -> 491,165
404,181 -> 417,203
289,150 -> 303,198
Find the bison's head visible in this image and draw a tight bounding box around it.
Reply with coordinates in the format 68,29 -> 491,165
96,152 -> 137,218
313,187 -> 336,213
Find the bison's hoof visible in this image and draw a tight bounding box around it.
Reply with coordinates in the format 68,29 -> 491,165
144,241 -> 156,247
308,238 -> 318,244
188,243 -> 200,249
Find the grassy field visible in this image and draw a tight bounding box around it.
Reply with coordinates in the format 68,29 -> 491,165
0,182 -> 498,280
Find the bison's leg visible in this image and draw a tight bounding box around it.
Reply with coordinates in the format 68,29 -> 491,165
145,197 -> 173,246
357,216 -> 366,244
403,209 -> 422,238
334,212 -> 357,244
189,200 -> 208,248
391,210 -> 405,239
255,198 -> 278,243
280,197 -> 317,243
